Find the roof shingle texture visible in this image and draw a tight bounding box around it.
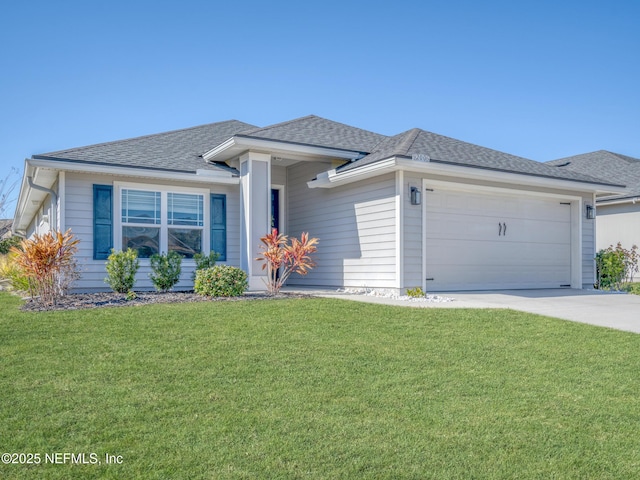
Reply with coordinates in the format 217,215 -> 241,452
35,120 -> 257,173
547,151 -> 640,200
30,115 -> 624,187
239,115 -> 387,153
342,128 -> 618,185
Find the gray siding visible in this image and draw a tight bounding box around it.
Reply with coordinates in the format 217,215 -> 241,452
402,174 -> 424,289
286,162 -> 397,288
596,203 -> 640,252
271,165 -> 287,186
581,193 -> 596,288
64,172 -> 241,293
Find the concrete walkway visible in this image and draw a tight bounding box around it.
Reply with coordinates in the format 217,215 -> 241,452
288,288 -> 640,334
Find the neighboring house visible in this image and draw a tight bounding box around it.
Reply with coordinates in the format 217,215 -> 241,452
13,115 -> 623,293
547,151 -> 640,252
0,219 -> 12,239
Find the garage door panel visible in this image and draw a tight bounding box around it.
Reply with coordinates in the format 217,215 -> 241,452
427,265 -> 572,290
426,240 -> 570,267
425,187 -> 572,291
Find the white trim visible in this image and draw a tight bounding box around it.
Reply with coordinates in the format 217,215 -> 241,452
423,178 -> 583,201
395,171 -> 404,290
308,159 -> 397,188
597,197 -> 640,206
27,158 -> 239,184
421,178 -> 428,293
308,156 -> 624,195
202,136 -> 363,163
58,171 -> 66,232
113,181 -> 210,259
238,151 -> 271,290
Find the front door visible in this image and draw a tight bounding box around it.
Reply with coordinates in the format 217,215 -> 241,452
271,188 -> 280,232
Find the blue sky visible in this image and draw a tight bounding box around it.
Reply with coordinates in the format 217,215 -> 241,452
1,0 -> 639,216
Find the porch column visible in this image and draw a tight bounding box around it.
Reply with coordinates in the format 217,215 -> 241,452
239,151 -> 271,290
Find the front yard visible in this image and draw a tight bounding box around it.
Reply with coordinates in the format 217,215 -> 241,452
1,292 -> 639,479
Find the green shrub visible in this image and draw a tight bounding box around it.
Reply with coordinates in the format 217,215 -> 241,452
406,287 -> 425,298
192,251 -> 220,280
105,248 -> 140,293
0,252 -> 31,292
0,236 -> 21,255
194,265 -> 248,297
150,251 -> 183,292
595,243 -> 639,290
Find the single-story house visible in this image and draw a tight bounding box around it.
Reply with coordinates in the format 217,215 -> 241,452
547,151 -> 640,252
13,115 -> 624,293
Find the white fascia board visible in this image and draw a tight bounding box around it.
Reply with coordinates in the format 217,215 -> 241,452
308,156 -> 626,194
395,159 -> 625,194
27,158 -> 239,184
12,160 -> 35,233
203,136 -> 362,162
308,158 -> 397,188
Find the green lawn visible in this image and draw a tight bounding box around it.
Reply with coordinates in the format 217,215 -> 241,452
1,292 -> 640,479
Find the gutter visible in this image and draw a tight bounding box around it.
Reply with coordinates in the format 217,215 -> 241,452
597,196 -> 640,206
27,176 -> 57,231
308,156 -> 627,195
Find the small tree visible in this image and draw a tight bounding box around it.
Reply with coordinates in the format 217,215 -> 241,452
105,248 -> 140,293
149,251 -> 183,292
256,229 -> 318,294
11,229 -> 80,306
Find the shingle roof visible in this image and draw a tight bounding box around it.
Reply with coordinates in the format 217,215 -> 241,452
547,151 -> 640,200
341,128 -> 618,185
34,120 -> 258,174
238,115 -> 386,153
29,115 -> 626,188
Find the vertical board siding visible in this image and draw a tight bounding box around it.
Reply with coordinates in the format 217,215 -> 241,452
286,162 -> 397,289
64,172 -> 240,292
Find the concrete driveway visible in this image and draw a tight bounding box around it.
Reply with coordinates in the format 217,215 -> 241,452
312,288 -> 640,334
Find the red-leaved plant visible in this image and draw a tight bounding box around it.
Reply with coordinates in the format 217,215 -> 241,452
11,229 -> 80,306
256,229 -> 319,294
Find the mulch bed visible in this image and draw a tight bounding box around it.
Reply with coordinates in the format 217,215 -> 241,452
20,291 -> 313,312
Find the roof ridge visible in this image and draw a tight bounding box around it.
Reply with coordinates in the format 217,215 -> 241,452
242,115 -> 318,135
400,128 -> 423,156
41,119 -> 253,155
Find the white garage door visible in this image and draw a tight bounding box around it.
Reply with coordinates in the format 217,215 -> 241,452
425,187 -> 572,291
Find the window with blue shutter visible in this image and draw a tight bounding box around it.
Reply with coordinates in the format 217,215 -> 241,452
210,194 -> 226,261
93,184 -> 113,260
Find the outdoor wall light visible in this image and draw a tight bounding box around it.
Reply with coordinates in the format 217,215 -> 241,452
586,204 -> 595,219
410,187 -> 422,205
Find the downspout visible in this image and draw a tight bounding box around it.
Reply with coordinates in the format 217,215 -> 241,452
27,176 -> 57,231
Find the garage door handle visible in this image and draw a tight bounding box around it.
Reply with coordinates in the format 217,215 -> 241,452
503,222 -> 507,236
498,223 -> 502,236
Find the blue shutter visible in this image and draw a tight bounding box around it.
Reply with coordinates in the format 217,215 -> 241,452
93,185 -> 113,260
210,194 -> 226,261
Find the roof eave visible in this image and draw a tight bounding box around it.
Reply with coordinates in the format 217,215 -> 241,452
202,135 -> 365,163
13,158 -> 240,232
308,156 -> 628,194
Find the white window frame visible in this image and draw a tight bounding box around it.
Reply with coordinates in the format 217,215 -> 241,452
114,182 -> 210,261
